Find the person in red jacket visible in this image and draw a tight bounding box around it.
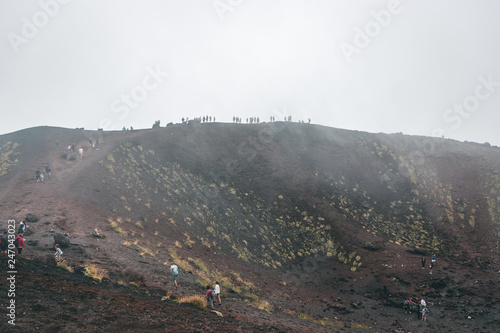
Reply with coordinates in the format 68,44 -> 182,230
205,285 -> 215,310
15,233 -> 25,255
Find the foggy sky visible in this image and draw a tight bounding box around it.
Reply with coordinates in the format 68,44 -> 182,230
1,0 -> 499,145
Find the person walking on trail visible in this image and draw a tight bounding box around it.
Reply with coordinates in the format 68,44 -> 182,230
170,263 -> 179,289
0,231 -> 8,254
403,299 -> 412,314
432,254 -> 437,265
422,306 -> 429,321
214,281 -> 222,306
15,233 -> 25,255
206,285 -> 215,310
44,165 -> 51,179
35,169 -> 41,183
421,256 -> 426,269
79,147 -> 84,159
417,298 -> 423,320
54,244 -> 64,263
18,220 -> 27,235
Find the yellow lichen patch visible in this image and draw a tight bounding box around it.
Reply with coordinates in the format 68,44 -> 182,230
0,141 -> 20,176
469,216 -> 475,228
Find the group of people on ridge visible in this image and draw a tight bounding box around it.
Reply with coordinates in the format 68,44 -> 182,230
404,298 -> 429,321
205,282 -> 222,310
35,165 -> 51,183
421,254 -> 437,274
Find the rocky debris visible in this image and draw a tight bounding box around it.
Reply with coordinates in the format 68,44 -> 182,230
381,286 -> 390,299
431,277 -> 450,290
395,275 -> 410,285
363,242 -> 378,251
211,310 -> 223,317
60,148 -> 76,160
351,301 -> 363,309
26,214 -> 39,222
54,233 -> 70,248
324,303 -> 351,314
92,228 -> 104,238
406,248 -> 428,256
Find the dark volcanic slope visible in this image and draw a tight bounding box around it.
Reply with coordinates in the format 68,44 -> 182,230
1,124 -> 499,332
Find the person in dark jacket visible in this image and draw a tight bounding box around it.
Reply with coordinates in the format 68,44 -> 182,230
0,231 -> 8,253
417,299 -> 423,319
206,285 -> 215,310
421,257 -> 426,269
18,221 -> 27,234
44,165 -> 51,179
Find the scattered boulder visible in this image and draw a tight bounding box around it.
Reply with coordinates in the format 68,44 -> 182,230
329,304 -> 350,314
351,301 -> 362,309
25,214 -> 39,222
363,242 -> 378,251
54,233 -> 70,248
92,228 -> 104,238
211,310 -> 223,317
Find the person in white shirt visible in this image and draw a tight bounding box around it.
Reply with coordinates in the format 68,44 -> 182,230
170,263 -> 179,289
55,244 -> 64,263
214,281 -> 221,306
